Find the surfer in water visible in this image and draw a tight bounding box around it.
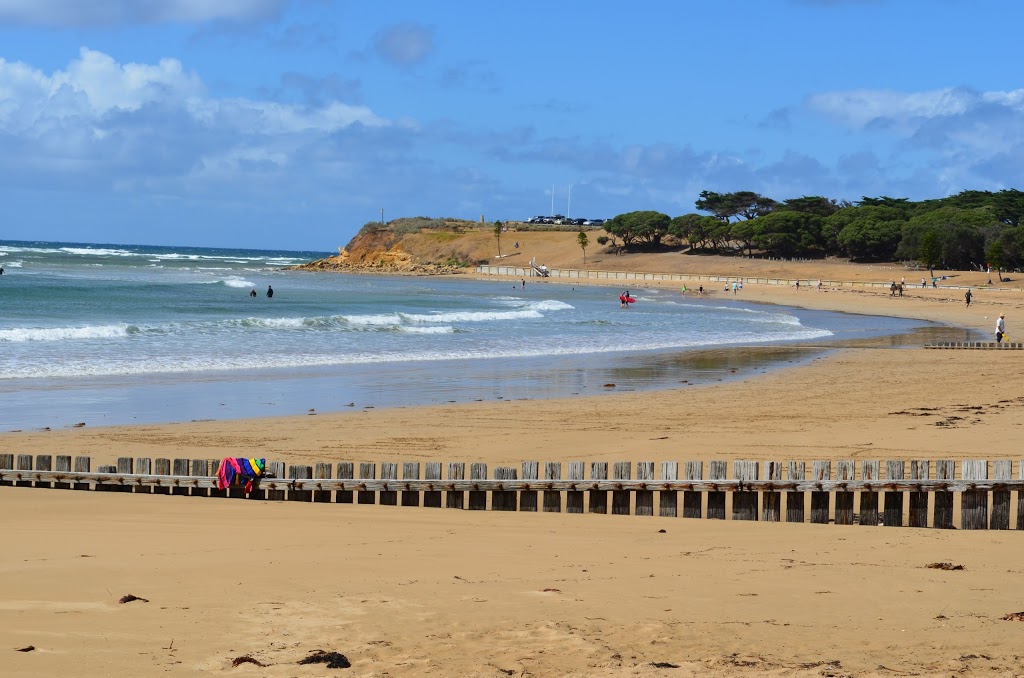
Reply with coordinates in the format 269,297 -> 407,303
266,285 -> 274,298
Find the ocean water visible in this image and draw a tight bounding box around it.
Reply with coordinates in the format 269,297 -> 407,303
0,239 -> 933,429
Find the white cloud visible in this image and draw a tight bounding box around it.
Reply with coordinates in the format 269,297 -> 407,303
372,22 -> 434,67
0,0 -> 289,26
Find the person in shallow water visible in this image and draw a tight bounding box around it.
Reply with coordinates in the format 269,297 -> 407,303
249,288 -> 257,298
266,285 -> 274,298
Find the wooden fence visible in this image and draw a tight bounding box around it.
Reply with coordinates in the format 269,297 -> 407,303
3,455 -> 1024,530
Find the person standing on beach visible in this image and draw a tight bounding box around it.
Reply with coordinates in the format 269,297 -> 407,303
965,289 -> 972,307
266,285 -> 274,298
996,313 -> 1005,343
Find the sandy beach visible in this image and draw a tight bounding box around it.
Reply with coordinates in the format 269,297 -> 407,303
5,256 -> 1024,676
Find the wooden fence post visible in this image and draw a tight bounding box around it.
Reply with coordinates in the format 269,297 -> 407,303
543,462 -> 562,512
520,461 -> 539,512
96,465 -> 116,491
401,462 -> 420,507
336,462 -> 354,504
635,462 -> 654,516
34,455 -> 53,489
15,454 -> 33,488
379,463 -> 398,506
991,460 -> 1011,530
209,459 -> 226,498
961,460 -> 988,530
612,461 -> 631,515
133,458 -> 152,495
810,460 -> 830,524
154,458 -> 171,496
314,463 -> 333,503
0,454 -> 12,487
883,460 -> 905,527
190,459 -> 209,497
358,463 -> 376,505
423,462 -> 442,508
859,460 -> 879,526
909,460 -> 929,528
446,462 -> 465,509
172,458 -> 190,496
786,461 -> 805,523
566,461 -> 584,514
112,457 -> 132,493
733,460 -> 759,521
659,461 -> 678,517
55,455 -> 72,490
288,465 -> 312,502
468,463 -> 487,510
762,461 -> 781,522
933,460 -> 954,529
74,456 -> 91,491
589,462 -> 608,514
493,466 -> 517,511
707,461 -> 726,520
266,461 -> 286,500
683,461 -> 703,519
834,460 -> 854,525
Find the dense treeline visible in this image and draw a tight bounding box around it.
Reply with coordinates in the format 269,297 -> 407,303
601,190 -> 1024,273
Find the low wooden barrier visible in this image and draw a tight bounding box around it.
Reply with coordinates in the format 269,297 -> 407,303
926,341 -> 1024,349
3,455 -> 1024,530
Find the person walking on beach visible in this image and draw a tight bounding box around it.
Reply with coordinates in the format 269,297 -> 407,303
890,281 -> 897,297
522,278 -> 526,288
266,285 -> 274,298
698,285 -> 704,296
996,313 -> 1005,343
732,282 -> 737,295
965,289 -> 972,307
816,279 -> 822,292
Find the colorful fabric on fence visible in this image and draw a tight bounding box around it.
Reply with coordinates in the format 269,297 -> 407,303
216,457 -> 266,492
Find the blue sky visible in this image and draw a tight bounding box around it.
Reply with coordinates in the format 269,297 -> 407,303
1,0 -> 1021,251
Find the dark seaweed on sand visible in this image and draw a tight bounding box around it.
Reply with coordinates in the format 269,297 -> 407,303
298,650 -> 351,669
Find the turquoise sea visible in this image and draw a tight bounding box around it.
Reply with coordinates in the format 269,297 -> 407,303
0,239 -> 940,429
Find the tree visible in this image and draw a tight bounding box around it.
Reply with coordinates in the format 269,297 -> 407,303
695,190 -> 776,222
987,240 -> 1006,279
493,220 -> 503,257
604,210 -> 671,249
919,231 -> 942,277
577,230 -> 589,264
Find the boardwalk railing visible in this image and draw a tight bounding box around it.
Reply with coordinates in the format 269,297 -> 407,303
3,455 -> 1024,530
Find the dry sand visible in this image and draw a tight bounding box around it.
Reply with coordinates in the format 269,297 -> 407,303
4,254 -> 1024,676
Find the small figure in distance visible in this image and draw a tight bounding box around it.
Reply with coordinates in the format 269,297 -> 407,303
965,289 -> 972,307
249,288 -> 257,298
0,266 -> 4,275
266,285 -> 274,298
522,278 -> 526,288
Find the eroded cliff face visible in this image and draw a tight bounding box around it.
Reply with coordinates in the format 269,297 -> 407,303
291,225 -> 479,275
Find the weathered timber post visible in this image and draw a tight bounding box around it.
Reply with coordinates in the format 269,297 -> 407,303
810,460 -> 830,524
336,462 -> 354,504
635,462 -> 655,516
190,459 -> 209,497
288,465 -> 313,502
834,460 -> 855,525
762,461 -> 781,522
543,462 -> 562,512
786,461 -> 805,523
707,461 -> 727,520
55,455 -> 72,490
859,460 -> 880,526
446,462 -> 465,509
154,458 -> 171,496
208,459 -> 226,498
659,461 -> 678,517
379,463 -> 398,506
611,461 -> 631,515
401,462 -> 420,507
133,458 -> 152,495
991,460 -> 1011,530
909,460 -> 929,528
34,455 -> 53,489
493,466 -> 518,511
961,460 -> 988,530
566,461 -> 585,514
74,456 -> 92,491
520,461 -> 539,512
733,460 -> 759,521
883,460 -> 905,527
113,457 -> 133,494
357,462 -> 376,505
266,462 -> 286,501
0,454 -> 12,487
933,460 -> 954,529
589,462 -> 608,514
423,462 -> 442,508
15,454 -> 33,488
171,458 -> 190,496
468,463 -> 487,510
314,462 -> 333,503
